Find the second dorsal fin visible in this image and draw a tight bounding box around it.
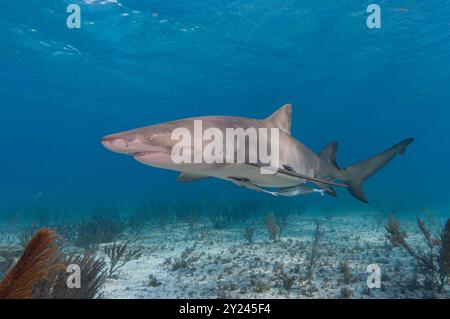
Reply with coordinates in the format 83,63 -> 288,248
319,141 -> 339,169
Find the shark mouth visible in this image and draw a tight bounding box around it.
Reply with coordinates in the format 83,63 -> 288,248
132,151 -> 163,158
132,151 -> 172,164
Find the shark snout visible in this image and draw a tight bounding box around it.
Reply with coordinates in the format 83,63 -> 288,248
101,132 -> 171,158
101,135 -> 131,154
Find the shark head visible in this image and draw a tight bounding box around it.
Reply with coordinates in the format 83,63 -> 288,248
101,122 -> 181,169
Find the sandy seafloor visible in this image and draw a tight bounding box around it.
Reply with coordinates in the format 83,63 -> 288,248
96,211 -> 448,299
0,210 -> 448,299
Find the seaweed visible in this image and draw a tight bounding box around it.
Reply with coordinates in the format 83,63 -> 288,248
156,202 -> 171,228
250,274 -> 271,293
176,199 -> 202,223
338,261 -> 354,285
75,214 -> 125,249
0,228 -> 60,299
304,220 -> 324,290
32,252 -> 107,299
276,211 -> 289,240
206,197 -> 230,230
148,274 -> 162,287
277,269 -> 295,293
264,213 -> 277,241
127,203 -> 152,236
103,241 -> 142,278
171,245 -> 201,271
185,204 -> 201,240
243,227 -> 254,245
340,286 -> 352,299
385,214 -> 449,294
0,227 -> 107,299
439,219 -> 450,281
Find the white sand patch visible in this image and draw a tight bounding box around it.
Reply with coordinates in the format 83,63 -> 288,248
100,212 -> 449,299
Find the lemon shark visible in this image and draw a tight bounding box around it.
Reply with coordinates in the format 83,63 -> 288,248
101,104 -> 414,203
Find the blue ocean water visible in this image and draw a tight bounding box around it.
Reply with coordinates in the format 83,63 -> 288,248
0,0 -> 449,215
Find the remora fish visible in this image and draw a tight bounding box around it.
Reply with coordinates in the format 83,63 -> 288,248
101,104 -> 414,203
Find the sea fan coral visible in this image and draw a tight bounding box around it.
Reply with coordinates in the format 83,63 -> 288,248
104,241 -> 141,278
264,213 -> 277,241
385,214 -> 449,294
32,252 -> 107,299
0,228 -> 61,299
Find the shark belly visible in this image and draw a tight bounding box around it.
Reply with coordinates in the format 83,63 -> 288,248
211,163 -> 302,188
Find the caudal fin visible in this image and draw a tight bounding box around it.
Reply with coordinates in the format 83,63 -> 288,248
341,138 -> 415,203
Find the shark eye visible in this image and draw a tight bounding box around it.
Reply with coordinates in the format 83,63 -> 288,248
146,135 -> 155,142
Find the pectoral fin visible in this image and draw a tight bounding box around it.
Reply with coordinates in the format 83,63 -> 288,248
177,172 -> 209,182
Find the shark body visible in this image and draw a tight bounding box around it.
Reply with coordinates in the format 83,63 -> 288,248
101,104 -> 414,203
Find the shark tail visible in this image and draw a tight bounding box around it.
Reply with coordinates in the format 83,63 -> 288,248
338,138 -> 414,203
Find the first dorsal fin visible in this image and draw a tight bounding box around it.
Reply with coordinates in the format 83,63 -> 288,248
319,141 -> 339,169
265,104 -> 292,135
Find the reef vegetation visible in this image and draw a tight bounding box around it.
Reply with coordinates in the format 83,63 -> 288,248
0,199 -> 448,299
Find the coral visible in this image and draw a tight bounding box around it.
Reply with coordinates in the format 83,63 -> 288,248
156,202 -> 171,228
205,197 -> 231,229
209,212 -> 230,230
103,241 -> 142,278
0,227 -> 106,299
171,246 -> 201,271
304,220 -> 324,289
439,219 -> 450,279
340,286 -> 352,299
186,220 -> 201,240
277,269 -> 295,293
243,227 -> 254,245
276,211 -> 289,240
127,203 -> 152,236
385,214 -> 449,294
148,274 -> 162,287
32,252 -> 107,299
0,228 -> 60,299
264,213 -> 277,241
250,274 -> 270,293
338,261 -> 354,285
75,215 -> 125,249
